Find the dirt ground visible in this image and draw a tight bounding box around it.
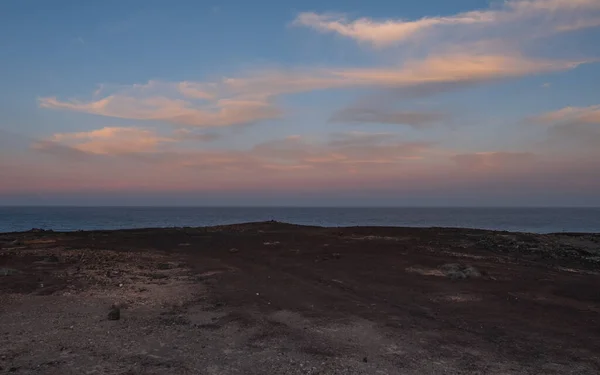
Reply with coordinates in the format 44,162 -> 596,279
1,222 -> 600,374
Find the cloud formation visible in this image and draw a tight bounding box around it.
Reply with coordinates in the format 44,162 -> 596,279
39,0 -> 597,129
533,104 -> 600,148
294,0 -> 600,46
452,152 -> 536,171
19,0 -> 599,203
533,104 -> 600,125
39,54 -> 584,127
330,107 -> 446,127
34,128 -> 432,174
33,126 -> 219,156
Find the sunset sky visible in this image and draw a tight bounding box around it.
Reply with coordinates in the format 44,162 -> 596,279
1,0 -> 599,206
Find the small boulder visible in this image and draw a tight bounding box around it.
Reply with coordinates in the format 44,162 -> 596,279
439,263 -> 482,280
44,255 -> 60,263
229,248 -> 240,254
463,266 -> 482,278
440,263 -> 462,273
0,268 -> 19,276
447,271 -> 467,280
108,305 -> 120,321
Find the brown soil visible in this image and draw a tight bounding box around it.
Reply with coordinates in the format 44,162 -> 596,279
1,222 -> 600,374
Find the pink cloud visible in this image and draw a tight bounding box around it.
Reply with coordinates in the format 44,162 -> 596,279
532,105 -> 600,125
294,0 -> 600,46
38,54 -> 585,128
452,152 -> 536,171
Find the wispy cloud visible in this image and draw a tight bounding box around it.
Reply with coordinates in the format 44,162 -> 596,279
39,0 -> 597,129
533,104 -> 600,125
452,152 -> 536,171
39,54 -> 585,127
36,127 -> 175,155
34,128 -> 432,173
532,104 -> 600,148
293,0 -> 600,47
34,126 -> 220,157
330,107 -> 446,127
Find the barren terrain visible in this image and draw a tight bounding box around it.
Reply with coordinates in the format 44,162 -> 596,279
1,222 -> 600,374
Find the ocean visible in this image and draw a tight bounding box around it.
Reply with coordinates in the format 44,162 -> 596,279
1,207 -> 599,234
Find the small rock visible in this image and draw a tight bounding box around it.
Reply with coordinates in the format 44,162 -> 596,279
108,305 -> 120,321
9,367 -> 18,372
463,266 -> 482,278
333,253 -> 341,259
440,263 -> 482,280
44,255 -> 60,263
363,357 -> 368,363
0,268 -> 20,276
447,271 -> 467,280
229,248 -> 239,254
440,263 -> 462,273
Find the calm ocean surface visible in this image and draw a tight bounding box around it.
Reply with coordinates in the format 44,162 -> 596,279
1,207 -> 599,234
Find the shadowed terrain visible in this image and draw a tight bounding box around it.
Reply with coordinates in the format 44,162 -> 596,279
1,222 -> 599,374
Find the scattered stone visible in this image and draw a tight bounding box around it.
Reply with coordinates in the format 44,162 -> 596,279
108,305 -> 120,320
0,268 -> 20,276
44,255 -> 60,263
178,243 -> 191,247
264,241 -> 280,246
439,263 -> 482,280
333,253 -> 341,259
463,266 -> 482,278
363,357 -> 368,363
448,271 -> 467,280
229,248 -> 240,254
157,263 -> 171,270
9,367 -> 18,372
440,263 -> 462,273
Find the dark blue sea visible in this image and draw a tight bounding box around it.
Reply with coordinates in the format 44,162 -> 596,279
1,207 -> 599,234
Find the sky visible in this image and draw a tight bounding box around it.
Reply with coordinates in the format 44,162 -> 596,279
1,0 -> 599,206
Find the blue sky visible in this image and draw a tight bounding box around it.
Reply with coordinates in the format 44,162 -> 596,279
1,0 -> 599,206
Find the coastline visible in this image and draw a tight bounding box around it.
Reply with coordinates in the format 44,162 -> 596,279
3,206 -> 600,234
2,222 -> 599,374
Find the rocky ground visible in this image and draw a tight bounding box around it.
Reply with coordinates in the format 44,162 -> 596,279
1,222 -> 599,374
